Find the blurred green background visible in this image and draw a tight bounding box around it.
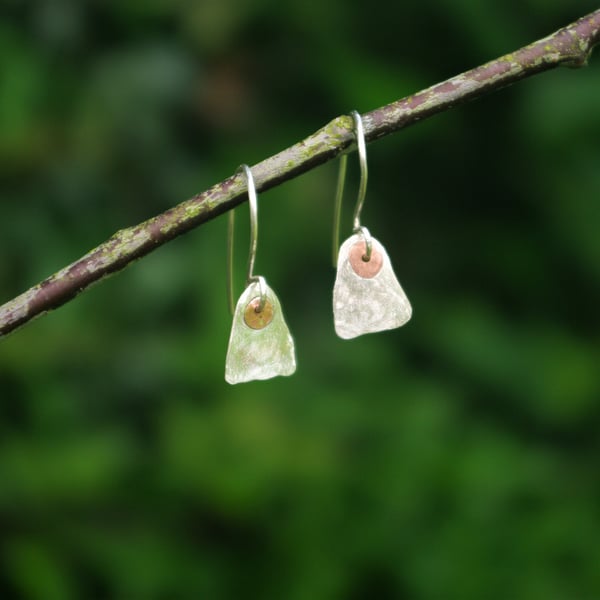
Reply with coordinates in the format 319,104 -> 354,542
1,1 -> 600,598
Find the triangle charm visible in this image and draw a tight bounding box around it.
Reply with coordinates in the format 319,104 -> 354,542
225,279 -> 296,384
333,233 -> 412,339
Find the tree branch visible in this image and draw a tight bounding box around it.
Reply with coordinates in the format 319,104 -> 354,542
2,9 -> 600,338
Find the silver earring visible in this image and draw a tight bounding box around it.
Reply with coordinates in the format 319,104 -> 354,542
225,165 -> 296,384
332,111 -> 412,339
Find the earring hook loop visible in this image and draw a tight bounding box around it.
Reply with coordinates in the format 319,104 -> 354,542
238,164 -> 259,286
332,110 -> 371,265
331,153 -> 348,266
350,111 -> 372,261
351,110 -> 368,233
227,164 -> 266,315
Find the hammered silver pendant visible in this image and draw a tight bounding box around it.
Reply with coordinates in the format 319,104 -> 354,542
333,233 -> 412,339
225,279 -> 296,384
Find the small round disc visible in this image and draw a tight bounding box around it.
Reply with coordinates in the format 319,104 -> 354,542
349,240 -> 383,278
244,297 -> 274,329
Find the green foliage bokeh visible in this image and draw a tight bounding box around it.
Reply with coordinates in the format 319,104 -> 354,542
1,1 -> 600,598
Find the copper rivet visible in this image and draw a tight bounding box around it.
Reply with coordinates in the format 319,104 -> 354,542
244,297 -> 274,329
349,241 -> 383,278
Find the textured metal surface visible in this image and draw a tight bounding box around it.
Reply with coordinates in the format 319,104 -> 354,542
225,280 -> 296,384
333,234 -> 412,339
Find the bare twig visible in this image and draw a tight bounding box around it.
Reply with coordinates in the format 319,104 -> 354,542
1,9 -> 600,338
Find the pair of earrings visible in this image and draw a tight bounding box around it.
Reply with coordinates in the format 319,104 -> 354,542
225,112 -> 412,384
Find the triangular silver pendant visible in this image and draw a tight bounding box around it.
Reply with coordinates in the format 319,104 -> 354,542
333,233 -> 412,339
225,279 -> 296,384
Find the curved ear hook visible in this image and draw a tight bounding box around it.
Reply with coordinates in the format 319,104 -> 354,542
351,110 -> 368,233
227,164 -> 265,315
332,110 -> 372,265
239,164 -> 259,286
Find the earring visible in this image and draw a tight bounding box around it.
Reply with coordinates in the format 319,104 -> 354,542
332,111 -> 412,339
225,165 -> 296,384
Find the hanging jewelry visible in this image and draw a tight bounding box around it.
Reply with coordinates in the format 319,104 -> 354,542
332,111 -> 412,339
225,165 -> 296,384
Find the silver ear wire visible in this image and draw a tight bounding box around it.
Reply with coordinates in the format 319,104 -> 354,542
227,210 -> 236,315
240,164 -> 259,286
332,110 -> 371,265
350,111 -> 372,262
332,153 -> 348,266
227,164 -> 266,315
350,110 -> 368,234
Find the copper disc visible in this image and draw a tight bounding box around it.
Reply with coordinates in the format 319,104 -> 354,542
348,241 -> 383,278
244,297 -> 274,329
